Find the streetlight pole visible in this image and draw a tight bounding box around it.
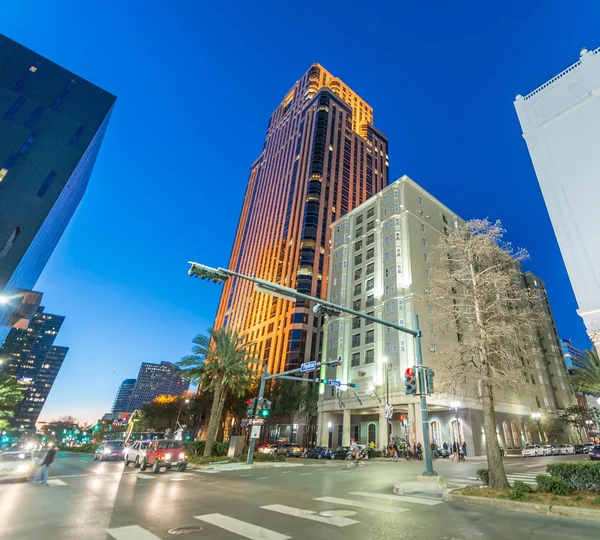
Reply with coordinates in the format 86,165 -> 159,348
187,262 -> 437,476
383,357 -> 390,446
532,412 -> 542,444
176,399 -> 190,429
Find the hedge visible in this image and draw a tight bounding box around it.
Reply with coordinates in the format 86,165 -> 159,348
546,462 -> 600,492
536,474 -> 570,496
61,444 -> 97,454
183,441 -> 229,457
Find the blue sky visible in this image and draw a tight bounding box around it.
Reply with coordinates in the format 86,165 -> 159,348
3,1 -> 598,423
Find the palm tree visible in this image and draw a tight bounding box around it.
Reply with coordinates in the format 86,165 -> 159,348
178,328 -> 258,458
572,347 -> 600,394
0,375 -> 23,423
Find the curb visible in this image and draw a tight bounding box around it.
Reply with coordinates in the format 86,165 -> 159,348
443,491 -> 600,521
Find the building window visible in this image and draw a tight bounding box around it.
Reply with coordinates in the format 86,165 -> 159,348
385,268 -> 390,278
352,317 -> 361,329
365,330 -> 374,344
425,269 -> 430,278
352,334 -> 361,347
353,283 -> 361,296
430,421 -> 441,446
366,248 -> 374,260
351,352 -> 360,367
355,254 -> 362,266
355,227 -> 363,237
366,220 -> 374,232
355,215 -> 363,226
25,105 -> 45,128
442,214 -> 448,224
419,209 -> 424,217
4,96 -> 25,119
421,223 -> 425,232
36,170 -> 57,198
418,196 -> 423,204
503,421 -> 514,449
368,423 -> 376,443
366,295 -> 374,308
69,124 -> 85,146
19,133 -> 37,155
354,240 -> 362,252
51,78 -> 76,110
422,238 -> 427,246
511,423 -> 521,447
353,299 -> 361,311
367,234 -> 374,245
367,207 -> 374,219
366,278 -> 374,291
354,267 -> 362,280
400,340 -> 405,351
366,262 -> 374,275
365,312 -> 374,325
397,264 -> 402,274
423,253 -> 428,262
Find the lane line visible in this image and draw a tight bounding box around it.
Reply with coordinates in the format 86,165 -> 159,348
240,474 -> 253,477
261,504 -> 359,527
47,479 -> 67,486
207,481 -> 221,485
300,473 -> 313,476
195,513 -> 290,540
137,474 -> 158,480
315,496 -> 408,514
281,471 -> 294,474
350,491 -> 442,506
106,525 -> 162,540
256,476 -> 270,480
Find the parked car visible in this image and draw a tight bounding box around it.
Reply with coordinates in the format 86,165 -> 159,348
331,445 -> 366,460
124,440 -> 151,467
573,444 -> 585,454
521,444 -> 544,457
259,444 -> 280,455
277,443 -> 304,457
543,444 -> 560,456
584,443 -> 596,453
94,440 -> 126,461
559,444 -> 575,455
304,446 -> 326,459
139,439 -> 188,473
319,447 -> 333,459
589,445 -> 600,461
0,450 -> 34,481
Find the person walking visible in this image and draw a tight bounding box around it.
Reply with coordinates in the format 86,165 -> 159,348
430,441 -> 436,460
452,441 -> 459,462
392,442 -> 398,462
32,445 -> 56,485
416,442 -> 423,460
461,441 -> 467,458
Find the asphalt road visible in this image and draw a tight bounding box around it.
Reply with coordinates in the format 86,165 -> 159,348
0,451 -> 598,539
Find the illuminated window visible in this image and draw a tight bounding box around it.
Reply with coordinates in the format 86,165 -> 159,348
0,168 -> 8,182
365,349 -> 374,364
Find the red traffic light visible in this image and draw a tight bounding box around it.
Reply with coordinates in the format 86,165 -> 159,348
405,367 -> 414,377
399,415 -> 404,421
247,399 -> 252,405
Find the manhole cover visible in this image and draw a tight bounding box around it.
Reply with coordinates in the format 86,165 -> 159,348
319,509 -> 357,517
168,526 -> 203,535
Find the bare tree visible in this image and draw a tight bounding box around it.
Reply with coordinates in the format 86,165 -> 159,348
427,219 -> 545,488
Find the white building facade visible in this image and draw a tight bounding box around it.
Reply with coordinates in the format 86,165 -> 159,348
514,47 -> 600,352
316,176 -> 576,455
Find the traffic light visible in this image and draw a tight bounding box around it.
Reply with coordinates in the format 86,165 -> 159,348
260,399 -> 272,418
425,368 -> 434,394
346,382 -> 359,389
404,367 -> 417,396
245,399 -> 257,417
93,424 -> 100,431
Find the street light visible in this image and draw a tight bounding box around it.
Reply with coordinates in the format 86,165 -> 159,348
532,411 -> 542,443
176,398 -> 190,428
0,295 -> 8,305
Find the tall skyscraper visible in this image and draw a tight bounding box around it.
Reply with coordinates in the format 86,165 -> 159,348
560,338 -> 586,371
111,378 -> 136,413
514,46 -> 600,354
128,362 -> 189,411
319,176 -> 575,455
215,64 -> 388,374
0,33 -> 116,344
0,306 -> 68,427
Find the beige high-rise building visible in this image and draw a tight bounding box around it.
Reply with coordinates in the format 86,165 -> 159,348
317,175 -> 576,455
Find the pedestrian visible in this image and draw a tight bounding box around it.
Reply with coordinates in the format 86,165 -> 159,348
442,441 -> 448,453
430,441 -> 436,460
461,441 -> 467,458
393,443 -> 398,462
452,441 -> 459,462
32,444 -> 56,485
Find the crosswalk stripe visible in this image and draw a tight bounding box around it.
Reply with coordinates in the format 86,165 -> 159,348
261,504 -> 359,527
195,470 -> 221,474
350,491 -> 442,506
136,474 -> 157,480
315,496 -> 409,514
195,513 -> 291,540
106,525 -> 161,540
47,479 -> 67,486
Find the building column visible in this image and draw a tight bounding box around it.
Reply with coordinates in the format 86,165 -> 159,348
378,406 -> 387,450
342,409 -> 351,446
317,410 -> 324,447
319,412 -> 330,447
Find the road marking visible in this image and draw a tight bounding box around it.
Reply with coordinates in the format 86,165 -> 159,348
315,496 -> 409,514
195,470 -> 221,474
350,491 -> 442,506
47,479 -> 67,486
240,474 -> 253,477
79,459 -> 88,463
195,513 -> 291,540
261,504 -> 359,527
256,476 -> 270,480
207,481 -> 221,485
107,525 -> 162,540
300,472 -> 313,476
281,471 -> 294,474
137,474 -> 157,480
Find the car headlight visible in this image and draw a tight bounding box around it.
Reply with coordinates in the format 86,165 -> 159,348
16,464 -> 30,473
179,452 -> 185,459
103,448 -> 111,454
165,453 -> 171,461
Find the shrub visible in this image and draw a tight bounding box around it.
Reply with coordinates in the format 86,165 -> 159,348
546,462 -> 600,492
512,480 -> 532,493
506,489 -> 525,500
252,452 -> 276,462
275,454 -> 286,462
476,469 -> 489,486
62,444 -> 97,454
536,475 -> 569,496
183,440 -> 230,457
594,496 -> 600,505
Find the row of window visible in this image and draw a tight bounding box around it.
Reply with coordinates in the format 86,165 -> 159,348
351,349 -> 375,366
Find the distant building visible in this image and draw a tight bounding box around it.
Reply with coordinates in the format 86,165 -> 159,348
515,46 -> 600,355
318,176 -> 576,455
0,306 -> 68,427
0,33 -> 116,345
128,362 -> 189,411
111,378 -> 136,413
560,338 -> 586,370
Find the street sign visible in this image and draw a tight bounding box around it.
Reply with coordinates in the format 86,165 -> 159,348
385,404 -> 393,419
252,417 -> 265,425
250,425 -> 261,439
328,380 -> 341,387
300,361 -> 317,372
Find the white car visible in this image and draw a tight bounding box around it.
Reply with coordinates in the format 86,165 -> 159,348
259,444 -> 279,454
559,444 -> 575,455
522,444 -> 544,457
0,450 -> 34,481
124,441 -> 151,467
543,444 -> 560,456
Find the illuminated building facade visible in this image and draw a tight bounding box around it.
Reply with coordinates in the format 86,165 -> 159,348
215,64 -> 388,373
128,362 -> 189,411
0,306 -> 68,427
0,33 -> 116,345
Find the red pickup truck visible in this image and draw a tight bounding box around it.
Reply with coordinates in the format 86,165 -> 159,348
139,439 -> 188,473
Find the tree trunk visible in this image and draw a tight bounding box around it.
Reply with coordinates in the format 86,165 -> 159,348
203,382 -> 223,458
482,379 -> 509,489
